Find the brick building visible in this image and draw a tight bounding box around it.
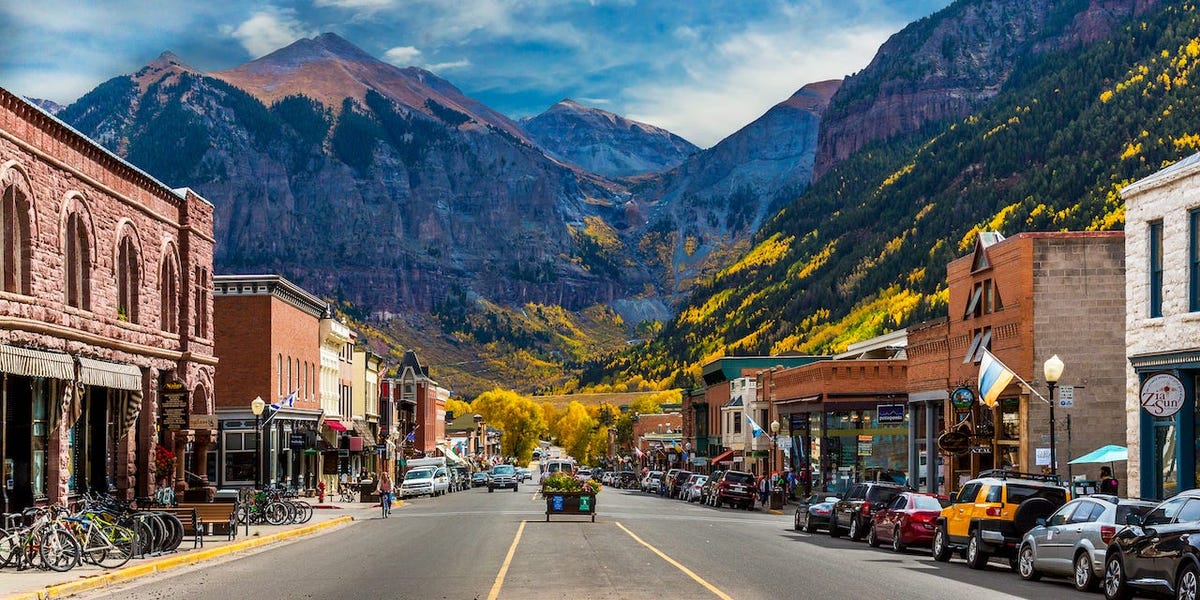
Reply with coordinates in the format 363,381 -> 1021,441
633,412 -> 682,470
212,275 -> 324,490
397,350 -> 447,458
0,89 -> 216,511
1122,153 -> 1200,499
908,231 -> 1126,492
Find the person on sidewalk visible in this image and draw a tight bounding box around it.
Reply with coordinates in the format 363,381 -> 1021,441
1099,466 -> 1119,495
378,471 -> 394,518
758,474 -> 769,509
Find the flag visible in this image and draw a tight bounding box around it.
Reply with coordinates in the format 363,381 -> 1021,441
271,389 -> 298,411
978,349 -> 1016,408
635,447 -> 644,459
746,414 -> 765,438
405,431 -> 416,443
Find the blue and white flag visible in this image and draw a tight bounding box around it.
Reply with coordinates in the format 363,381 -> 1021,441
271,389 -> 298,411
979,349 -> 1016,409
746,414 -> 766,439
405,430 -> 416,443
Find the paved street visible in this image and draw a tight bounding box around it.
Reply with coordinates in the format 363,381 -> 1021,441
67,483 -> 1102,600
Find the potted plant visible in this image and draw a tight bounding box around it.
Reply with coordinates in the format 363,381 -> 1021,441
542,472 -> 600,522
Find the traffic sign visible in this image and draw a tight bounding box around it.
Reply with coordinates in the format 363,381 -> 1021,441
1057,385 -> 1074,408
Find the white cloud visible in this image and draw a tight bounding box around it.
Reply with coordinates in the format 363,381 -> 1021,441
623,22 -> 898,148
227,8 -> 315,58
384,46 -> 422,66
313,0 -> 394,8
426,59 -> 471,71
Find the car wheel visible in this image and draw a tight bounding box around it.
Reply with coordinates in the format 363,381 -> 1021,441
1018,543 -> 1041,581
931,526 -> 951,562
1104,554 -> 1132,600
794,511 -> 802,532
850,517 -> 863,541
966,530 -> 989,570
1074,551 -> 1096,591
892,527 -> 906,553
805,513 -> 817,533
867,523 -> 879,547
1177,562 -> 1199,600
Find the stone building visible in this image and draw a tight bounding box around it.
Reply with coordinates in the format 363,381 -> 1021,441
0,89 -> 216,511
1122,153 -> 1200,498
212,275 -> 324,490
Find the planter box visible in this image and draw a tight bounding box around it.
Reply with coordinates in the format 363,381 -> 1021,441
544,490 -> 597,522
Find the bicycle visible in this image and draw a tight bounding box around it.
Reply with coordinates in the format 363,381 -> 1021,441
337,484 -> 358,503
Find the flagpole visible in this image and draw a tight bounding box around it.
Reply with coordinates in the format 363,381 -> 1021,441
1005,370 -> 1051,406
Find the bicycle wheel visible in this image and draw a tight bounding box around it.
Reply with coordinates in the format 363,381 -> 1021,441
293,501 -> 313,524
155,512 -> 184,552
0,528 -> 18,568
38,527 -> 80,572
96,526 -> 134,569
80,526 -> 109,566
264,502 -> 288,526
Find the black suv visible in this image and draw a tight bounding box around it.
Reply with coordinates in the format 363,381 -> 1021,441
1103,489 -> 1200,600
668,470 -> 693,499
830,482 -> 906,540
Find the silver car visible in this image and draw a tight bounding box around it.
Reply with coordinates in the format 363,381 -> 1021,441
1018,495 -> 1155,591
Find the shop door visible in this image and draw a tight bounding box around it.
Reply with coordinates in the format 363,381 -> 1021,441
5,376 -> 33,511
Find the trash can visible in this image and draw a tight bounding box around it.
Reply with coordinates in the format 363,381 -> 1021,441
770,489 -> 785,510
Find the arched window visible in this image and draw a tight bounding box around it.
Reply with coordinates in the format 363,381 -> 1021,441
1,178 -> 32,294
64,211 -> 91,310
160,253 -> 179,333
193,266 -> 210,338
117,235 -> 139,323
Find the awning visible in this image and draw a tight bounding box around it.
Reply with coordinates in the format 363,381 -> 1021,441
324,420 -> 347,432
711,449 -> 735,465
0,345 -> 74,380
77,357 -> 142,391
351,420 -> 375,442
438,444 -> 466,465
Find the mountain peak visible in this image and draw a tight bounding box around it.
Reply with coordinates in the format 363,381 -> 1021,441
133,50 -> 199,90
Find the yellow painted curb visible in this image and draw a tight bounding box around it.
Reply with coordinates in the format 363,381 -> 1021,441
768,509 -> 783,515
10,516 -> 356,600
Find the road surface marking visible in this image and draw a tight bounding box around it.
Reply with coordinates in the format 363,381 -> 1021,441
486,519 -> 527,600
614,521 -> 734,600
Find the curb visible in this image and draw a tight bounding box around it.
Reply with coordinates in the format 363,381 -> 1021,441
5,515 -> 355,600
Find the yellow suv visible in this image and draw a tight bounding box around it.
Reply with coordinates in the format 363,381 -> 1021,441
931,470 -> 1069,570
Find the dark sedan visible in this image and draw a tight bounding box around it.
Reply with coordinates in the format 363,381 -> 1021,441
1103,488 -> 1200,600
471,472 -> 490,487
795,494 -> 840,533
868,492 -> 947,552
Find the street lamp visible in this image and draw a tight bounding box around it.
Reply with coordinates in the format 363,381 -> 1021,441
251,396 -> 265,488
770,419 -> 781,475
1043,355 -> 1064,476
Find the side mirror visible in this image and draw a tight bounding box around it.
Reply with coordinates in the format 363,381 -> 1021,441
1035,517 -> 1047,527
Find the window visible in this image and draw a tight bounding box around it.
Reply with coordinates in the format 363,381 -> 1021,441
1178,499 -> 1200,524
1,179 -> 32,294
65,211 -> 91,310
193,267 -> 209,337
1150,221 -> 1164,317
1145,496 -> 1187,525
733,411 -> 741,434
160,254 -> 179,333
1191,210 -> 1200,312
222,430 -> 259,484
117,235 -> 139,323
1068,501 -> 1099,524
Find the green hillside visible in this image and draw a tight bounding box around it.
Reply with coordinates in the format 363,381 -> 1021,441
591,2 -> 1200,388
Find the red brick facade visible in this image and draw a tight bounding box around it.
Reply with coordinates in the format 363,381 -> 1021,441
0,88 -> 215,509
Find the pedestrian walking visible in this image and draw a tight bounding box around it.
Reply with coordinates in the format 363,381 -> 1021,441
785,469 -> 796,501
1099,466 -> 1119,495
378,471 -> 394,518
757,474 -> 769,509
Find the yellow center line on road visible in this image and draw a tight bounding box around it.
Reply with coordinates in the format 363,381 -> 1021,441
486,519 -> 527,600
614,521 -> 734,600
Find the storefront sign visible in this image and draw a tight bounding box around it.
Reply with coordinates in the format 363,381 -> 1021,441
951,387 -> 976,409
1035,447 -> 1051,466
1141,373 -> 1185,417
160,382 -> 189,431
937,430 -> 970,455
290,433 -> 307,449
188,414 -> 217,430
877,404 -> 905,424
857,435 -> 873,457
970,446 -> 992,454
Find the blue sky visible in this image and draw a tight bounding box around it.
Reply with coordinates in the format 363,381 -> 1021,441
0,0 -> 952,147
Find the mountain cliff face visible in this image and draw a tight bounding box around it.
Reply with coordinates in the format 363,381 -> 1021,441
58,34 -> 644,314
813,0 -> 1164,180
520,99 -> 699,178
629,80 -> 840,295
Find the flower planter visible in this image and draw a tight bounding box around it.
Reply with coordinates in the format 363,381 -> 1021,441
544,490 -> 597,522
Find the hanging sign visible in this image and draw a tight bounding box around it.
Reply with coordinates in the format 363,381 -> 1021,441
937,429 -> 970,455
951,387 -> 976,410
877,404 -> 906,424
1141,373 -> 1185,417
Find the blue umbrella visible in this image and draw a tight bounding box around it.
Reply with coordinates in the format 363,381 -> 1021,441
1068,444 -> 1128,464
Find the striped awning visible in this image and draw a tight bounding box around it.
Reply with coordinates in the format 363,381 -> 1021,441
77,357 -> 142,391
0,345 -> 74,380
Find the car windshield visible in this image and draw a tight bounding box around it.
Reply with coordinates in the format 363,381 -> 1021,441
912,495 -> 944,510
866,486 -> 901,503
724,472 -> 754,485
405,469 -> 433,480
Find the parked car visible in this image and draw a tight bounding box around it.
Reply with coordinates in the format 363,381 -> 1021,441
795,494 -> 840,533
830,482 -> 906,540
577,468 -> 593,481
668,470 -> 694,499
700,471 -> 725,505
488,464 -> 519,492
400,467 -> 448,498
714,470 -> 756,509
1017,495 -> 1155,592
471,472 -> 489,487
1102,489 -> 1200,600
515,467 -> 532,482
868,492 -> 949,552
685,475 -> 708,502
615,471 -> 640,489
642,471 -> 664,493
932,470 -> 1069,570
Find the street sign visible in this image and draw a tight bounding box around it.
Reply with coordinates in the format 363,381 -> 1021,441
1035,447 -> 1051,466
188,414 -> 217,430
1057,385 -> 1075,408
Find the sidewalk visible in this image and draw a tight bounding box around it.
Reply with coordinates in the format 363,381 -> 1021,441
0,498 -> 400,600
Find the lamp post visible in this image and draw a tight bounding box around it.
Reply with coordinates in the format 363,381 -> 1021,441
1043,355 -> 1064,476
251,396 -> 265,489
770,419 -> 781,476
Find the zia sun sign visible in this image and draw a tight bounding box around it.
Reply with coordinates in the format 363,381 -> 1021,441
1141,373 -> 1186,418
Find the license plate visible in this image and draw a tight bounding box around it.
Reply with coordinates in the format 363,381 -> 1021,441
732,486 -> 745,492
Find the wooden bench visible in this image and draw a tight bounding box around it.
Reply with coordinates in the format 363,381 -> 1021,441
160,503 -> 238,548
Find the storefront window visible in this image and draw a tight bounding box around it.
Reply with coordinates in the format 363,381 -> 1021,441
223,430 -> 258,484
1156,417 -> 1179,498
31,380 -> 47,499
1000,397 -> 1020,441
823,409 -> 908,493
